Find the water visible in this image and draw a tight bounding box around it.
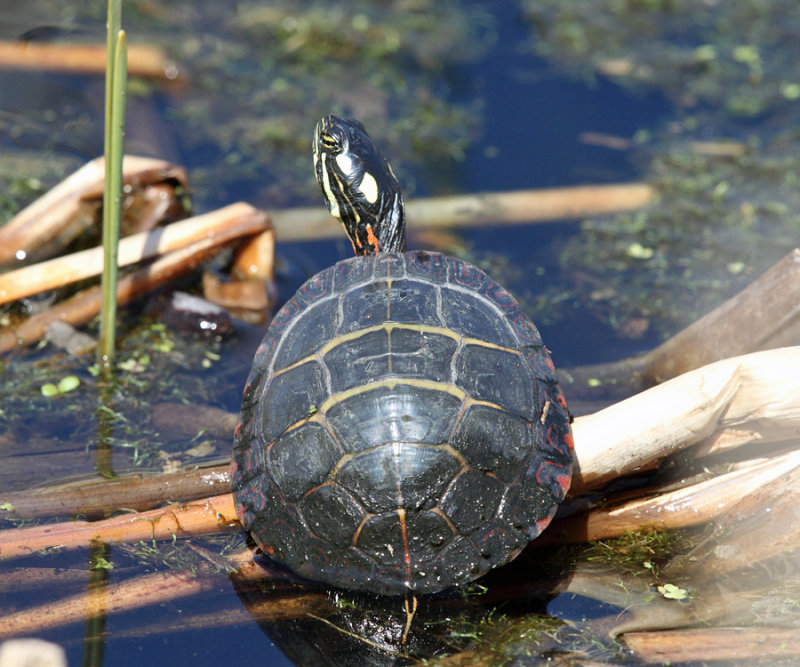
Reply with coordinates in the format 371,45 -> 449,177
2,1 -> 799,665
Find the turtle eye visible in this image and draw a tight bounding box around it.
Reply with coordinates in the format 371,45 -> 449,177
320,131 -> 341,154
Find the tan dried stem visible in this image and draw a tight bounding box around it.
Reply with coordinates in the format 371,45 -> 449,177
0,41 -> 179,81
0,205 -> 270,352
0,203 -> 270,305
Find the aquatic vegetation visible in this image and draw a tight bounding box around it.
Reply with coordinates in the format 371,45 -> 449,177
522,0 -> 800,119
557,131 -> 800,336
517,1 -> 800,336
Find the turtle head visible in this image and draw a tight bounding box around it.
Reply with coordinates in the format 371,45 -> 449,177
313,115 -> 406,255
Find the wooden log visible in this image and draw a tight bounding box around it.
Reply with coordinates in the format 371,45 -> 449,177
571,346 -> 800,493
545,448 -> 800,543
1,464 -> 231,520
404,183 -> 654,228
231,230 -> 276,280
622,627 -> 800,663
0,203 -> 270,305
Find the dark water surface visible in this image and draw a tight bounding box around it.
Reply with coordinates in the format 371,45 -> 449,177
2,1 -> 798,665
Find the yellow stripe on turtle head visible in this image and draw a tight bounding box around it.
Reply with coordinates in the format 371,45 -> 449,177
335,152 -> 353,175
359,171 -> 379,204
320,154 -> 341,219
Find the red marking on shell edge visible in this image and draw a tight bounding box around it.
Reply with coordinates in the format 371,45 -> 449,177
555,473 -> 571,493
563,432 -> 575,450
450,259 -> 482,287
535,516 -> 552,533
510,314 -> 542,344
233,422 -> 242,437
484,282 -> 517,309
265,545 -> 275,556
245,484 -> 267,513
270,298 -> 301,330
477,527 -> 502,545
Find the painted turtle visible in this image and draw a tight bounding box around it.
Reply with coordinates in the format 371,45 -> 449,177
231,115 -> 573,595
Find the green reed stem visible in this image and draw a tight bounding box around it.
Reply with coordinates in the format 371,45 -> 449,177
82,541 -> 110,667
96,0 -> 126,480
98,0 -> 127,372
103,0 -> 120,154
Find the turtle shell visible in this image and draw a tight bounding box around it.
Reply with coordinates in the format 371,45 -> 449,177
231,250 -> 573,595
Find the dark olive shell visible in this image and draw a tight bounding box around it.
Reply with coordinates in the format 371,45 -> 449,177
231,250 -> 573,595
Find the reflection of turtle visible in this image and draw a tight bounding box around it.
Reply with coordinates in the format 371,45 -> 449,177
231,115 -> 573,595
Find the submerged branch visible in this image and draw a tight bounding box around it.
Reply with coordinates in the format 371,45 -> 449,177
622,627 -> 800,664
0,566 -> 225,640
0,494 -> 238,562
0,545 -> 328,640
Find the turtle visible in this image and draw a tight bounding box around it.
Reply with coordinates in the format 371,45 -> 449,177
231,115 -> 573,596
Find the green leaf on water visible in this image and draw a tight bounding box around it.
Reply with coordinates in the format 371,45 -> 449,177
41,383 -> 60,397
58,376 -> 81,393
657,583 -> 689,600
